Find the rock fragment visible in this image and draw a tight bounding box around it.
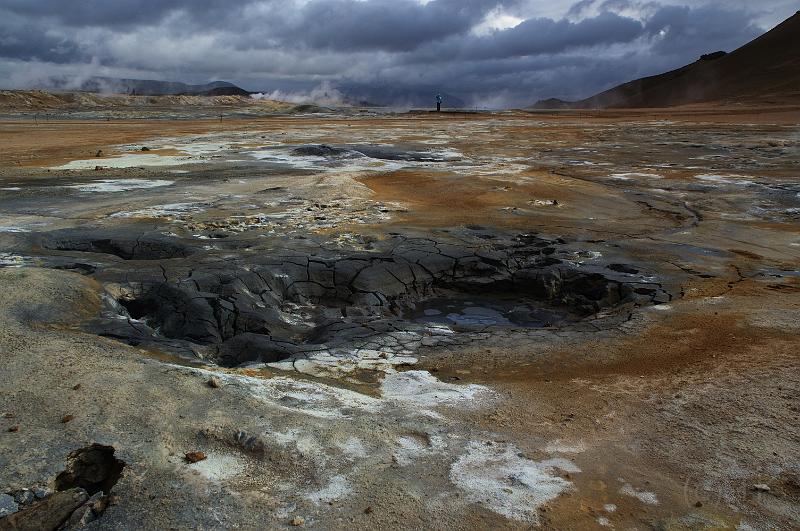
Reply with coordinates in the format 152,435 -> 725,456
184,451 -> 207,463
0,487 -> 88,529
65,502 -> 96,527
0,493 -> 18,517
12,490 -> 34,505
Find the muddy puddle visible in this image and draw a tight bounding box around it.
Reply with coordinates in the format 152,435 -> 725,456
408,293 -> 569,329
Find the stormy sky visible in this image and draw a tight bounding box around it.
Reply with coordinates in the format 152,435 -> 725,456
0,0 -> 796,107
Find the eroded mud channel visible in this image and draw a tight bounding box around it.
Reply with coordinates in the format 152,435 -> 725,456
1,113 -> 799,530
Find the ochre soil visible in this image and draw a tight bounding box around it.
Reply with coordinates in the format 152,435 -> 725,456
2,103 -> 799,167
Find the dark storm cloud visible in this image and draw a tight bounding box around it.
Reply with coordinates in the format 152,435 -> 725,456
284,0 -> 518,52
645,5 -> 762,56
0,20 -> 86,63
0,0 -> 238,28
411,11 -> 645,62
0,0 -> 793,107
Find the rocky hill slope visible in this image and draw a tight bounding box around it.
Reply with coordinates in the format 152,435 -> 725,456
532,11 -> 800,109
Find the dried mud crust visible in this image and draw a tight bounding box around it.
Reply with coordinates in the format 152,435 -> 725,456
27,228 -> 670,368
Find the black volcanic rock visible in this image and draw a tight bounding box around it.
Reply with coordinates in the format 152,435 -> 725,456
195,86 -> 251,96
530,98 -> 572,110
699,51 -> 727,61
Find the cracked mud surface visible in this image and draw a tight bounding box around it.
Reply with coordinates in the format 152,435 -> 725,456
1,108 -> 799,529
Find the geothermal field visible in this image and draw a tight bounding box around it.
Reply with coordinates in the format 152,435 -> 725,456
0,101 -> 797,529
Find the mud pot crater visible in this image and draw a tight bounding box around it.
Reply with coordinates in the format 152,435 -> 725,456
61,230 -> 672,369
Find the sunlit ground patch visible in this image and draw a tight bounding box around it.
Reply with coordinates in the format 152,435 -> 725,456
68,179 -> 174,193
55,154 -> 202,169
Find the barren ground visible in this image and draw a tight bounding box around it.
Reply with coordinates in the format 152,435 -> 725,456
0,105 -> 798,530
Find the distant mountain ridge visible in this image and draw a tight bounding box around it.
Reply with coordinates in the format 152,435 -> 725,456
40,76 -> 465,108
532,11 -> 800,109
47,76 -> 250,96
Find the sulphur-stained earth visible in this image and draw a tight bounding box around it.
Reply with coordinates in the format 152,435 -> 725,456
0,106 -> 798,530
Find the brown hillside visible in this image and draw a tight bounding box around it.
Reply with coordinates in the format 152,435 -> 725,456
534,11 -> 800,108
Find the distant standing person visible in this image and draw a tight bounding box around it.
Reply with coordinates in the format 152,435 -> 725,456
436,93 -> 443,112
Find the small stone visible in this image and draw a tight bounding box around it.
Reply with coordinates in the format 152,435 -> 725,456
91,496 -> 110,515
13,489 -> 35,505
2,412 -> 13,418
141,146 -> 150,151
184,451 -> 207,463
61,414 -> 75,423
694,501 -> 703,508
73,384 -> 81,391
33,486 -> 51,499
0,493 -> 19,517
207,377 -> 220,388
8,425 -> 19,432
364,506 -> 373,514
66,503 -> 96,527
87,492 -> 111,515
290,516 -> 305,526
751,484 -> 770,492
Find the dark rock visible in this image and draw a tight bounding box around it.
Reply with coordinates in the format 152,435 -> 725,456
184,451 -> 206,463
291,145 -> 352,157
0,494 -> 18,517
608,263 -> 639,274
700,51 -> 727,61
65,502 -> 96,528
12,490 -> 34,506
42,230 -> 192,260
216,333 -> 293,367
353,145 -> 455,162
